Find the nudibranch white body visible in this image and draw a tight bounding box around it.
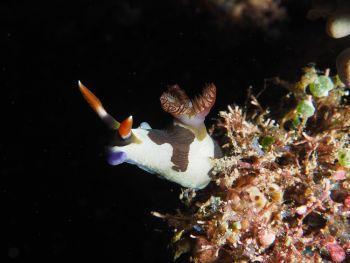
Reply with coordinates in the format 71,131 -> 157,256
78,82 -> 221,189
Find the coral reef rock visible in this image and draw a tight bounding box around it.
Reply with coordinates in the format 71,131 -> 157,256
155,64 -> 350,262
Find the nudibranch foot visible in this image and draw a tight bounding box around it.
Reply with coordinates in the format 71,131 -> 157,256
107,151 -> 128,166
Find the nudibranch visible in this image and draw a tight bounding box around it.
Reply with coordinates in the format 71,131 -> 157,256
78,81 -> 222,189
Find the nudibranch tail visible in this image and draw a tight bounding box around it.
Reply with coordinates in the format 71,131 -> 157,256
160,83 -> 216,128
78,81 -> 120,130
119,115 -> 133,139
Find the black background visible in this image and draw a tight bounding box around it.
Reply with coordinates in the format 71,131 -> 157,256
2,0 -> 348,262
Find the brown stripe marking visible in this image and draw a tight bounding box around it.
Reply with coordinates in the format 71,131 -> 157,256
148,125 -> 195,172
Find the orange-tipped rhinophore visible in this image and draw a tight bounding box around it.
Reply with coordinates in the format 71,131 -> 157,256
78,81 -> 120,130
78,81 -> 106,118
119,116 -> 133,139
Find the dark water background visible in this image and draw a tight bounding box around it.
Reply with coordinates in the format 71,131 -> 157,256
2,0 -> 349,261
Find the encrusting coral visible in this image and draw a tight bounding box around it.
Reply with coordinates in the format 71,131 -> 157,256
153,64 -> 350,262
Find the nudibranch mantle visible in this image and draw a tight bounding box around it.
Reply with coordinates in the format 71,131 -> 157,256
78,81 -> 221,189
